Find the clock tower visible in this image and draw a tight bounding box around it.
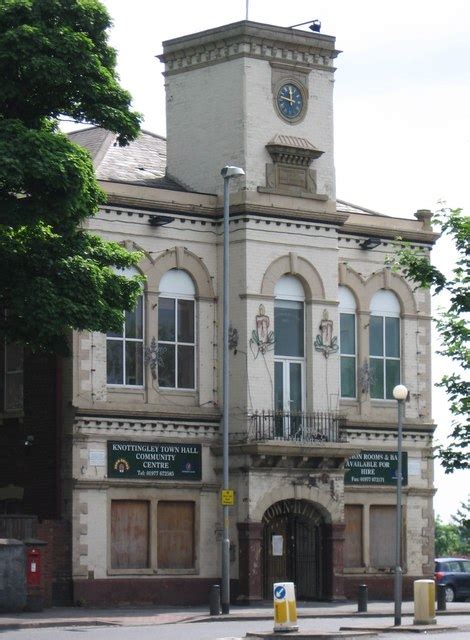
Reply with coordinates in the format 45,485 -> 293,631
160,21 -> 340,203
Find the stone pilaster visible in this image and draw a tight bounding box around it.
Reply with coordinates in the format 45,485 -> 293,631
237,522 -> 264,603
324,522 -> 346,600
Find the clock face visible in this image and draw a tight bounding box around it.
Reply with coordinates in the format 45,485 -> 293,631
277,83 -> 304,120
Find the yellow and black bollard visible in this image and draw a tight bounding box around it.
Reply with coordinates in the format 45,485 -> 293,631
273,582 -> 298,632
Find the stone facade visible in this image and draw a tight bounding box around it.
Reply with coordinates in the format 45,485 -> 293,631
161,22 -> 338,197
64,221 -> 435,600
4,20 -> 437,606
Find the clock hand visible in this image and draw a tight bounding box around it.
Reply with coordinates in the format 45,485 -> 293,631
280,95 -> 295,104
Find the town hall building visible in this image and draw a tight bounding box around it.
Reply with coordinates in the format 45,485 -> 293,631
0,20 -> 438,606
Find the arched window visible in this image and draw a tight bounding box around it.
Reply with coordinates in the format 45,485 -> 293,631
107,266 -> 144,386
158,269 -> 196,390
274,276 -> 305,435
369,290 -> 401,399
339,286 -> 357,399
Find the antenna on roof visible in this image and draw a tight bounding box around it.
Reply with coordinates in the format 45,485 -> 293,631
246,0 -> 249,20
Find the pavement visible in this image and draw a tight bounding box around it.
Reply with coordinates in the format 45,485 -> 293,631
0,600 -> 469,632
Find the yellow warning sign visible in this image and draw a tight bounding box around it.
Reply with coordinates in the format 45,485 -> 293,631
221,490 -> 235,506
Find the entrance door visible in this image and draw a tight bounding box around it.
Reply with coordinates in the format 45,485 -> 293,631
274,360 -> 303,437
274,280 -> 305,439
263,500 -> 325,600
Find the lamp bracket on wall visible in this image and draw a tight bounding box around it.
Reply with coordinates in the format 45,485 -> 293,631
148,215 -> 175,227
360,237 -> 381,250
288,19 -> 321,32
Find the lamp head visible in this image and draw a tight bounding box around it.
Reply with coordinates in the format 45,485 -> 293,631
148,215 -> 175,227
393,384 -> 408,401
221,165 -> 245,179
360,237 -> 381,250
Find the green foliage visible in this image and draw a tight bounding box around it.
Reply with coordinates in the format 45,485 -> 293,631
0,223 -> 143,352
0,120 -> 104,229
451,497 -> 470,555
435,516 -> 461,557
0,0 -> 140,142
0,0 -> 143,352
436,497 -> 470,557
390,208 -> 469,472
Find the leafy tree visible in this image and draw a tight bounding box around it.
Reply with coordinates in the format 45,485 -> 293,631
435,498 -> 470,557
435,516 -> 461,557
451,496 -> 470,555
0,0 -> 142,352
391,207 -> 469,472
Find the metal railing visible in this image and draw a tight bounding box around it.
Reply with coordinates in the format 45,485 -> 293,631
247,410 -> 347,443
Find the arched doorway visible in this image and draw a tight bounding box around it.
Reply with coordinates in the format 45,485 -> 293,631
262,499 -> 326,600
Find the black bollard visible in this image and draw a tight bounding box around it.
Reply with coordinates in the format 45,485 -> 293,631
209,584 -> 222,615
436,584 -> 446,612
358,584 -> 368,613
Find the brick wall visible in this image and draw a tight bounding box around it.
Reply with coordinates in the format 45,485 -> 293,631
73,577 -> 240,607
37,519 -> 72,606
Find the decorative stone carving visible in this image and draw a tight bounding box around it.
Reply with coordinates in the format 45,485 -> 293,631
266,135 -> 324,166
359,359 -> 371,394
314,310 -> 338,358
144,337 -> 166,380
260,135 -> 327,199
249,305 -> 275,358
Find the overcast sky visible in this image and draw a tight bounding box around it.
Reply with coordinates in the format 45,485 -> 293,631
97,0 -> 469,521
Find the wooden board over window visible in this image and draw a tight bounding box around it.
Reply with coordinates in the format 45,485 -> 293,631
157,501 -> 195,569
111,500 -> 149,569
344,505 -> 363,568
370,505 -> 396,568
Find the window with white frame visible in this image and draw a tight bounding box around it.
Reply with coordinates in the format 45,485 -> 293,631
369,290 -> 401,399
106,267 -> 144,386
274,276 -> 305,436
158,269 -> 196,390
339,286 -> 357,399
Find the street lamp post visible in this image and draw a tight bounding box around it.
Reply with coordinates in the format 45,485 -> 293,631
220,165 -> 245,615
392,383 -> 408,626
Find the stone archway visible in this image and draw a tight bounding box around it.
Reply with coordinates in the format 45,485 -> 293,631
262,499 -> 328,600
261,254 -> 325,301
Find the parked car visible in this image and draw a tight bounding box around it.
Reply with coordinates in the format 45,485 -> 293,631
435,557 -> 470,602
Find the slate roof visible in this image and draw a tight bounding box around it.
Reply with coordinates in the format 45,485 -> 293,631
336,199 -> 386,217
69,126 -> 385,215
68,126 -> 185,191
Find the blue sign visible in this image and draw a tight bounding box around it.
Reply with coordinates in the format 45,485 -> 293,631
274,586 -> 286,600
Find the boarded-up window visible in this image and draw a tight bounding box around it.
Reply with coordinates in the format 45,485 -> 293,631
344,505 -> 363,567
370,505 -> 396,568
157,501 -> 195,569
111,500 -> 149,569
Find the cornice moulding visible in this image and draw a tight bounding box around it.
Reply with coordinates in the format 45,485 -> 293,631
213,442 -> 360,458
73,407 -> 220,423
340,222 -> 439,245
159,20 -> 340,76
73,479 -> 219,491
266,135 -> 324,166
100,182 -> 436,241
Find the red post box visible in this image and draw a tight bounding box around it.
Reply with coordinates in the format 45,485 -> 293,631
26,547 -> 41,588
24,538 -> 46,611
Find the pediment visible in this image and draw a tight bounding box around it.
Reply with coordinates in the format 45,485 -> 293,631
266,134 -> 324,166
